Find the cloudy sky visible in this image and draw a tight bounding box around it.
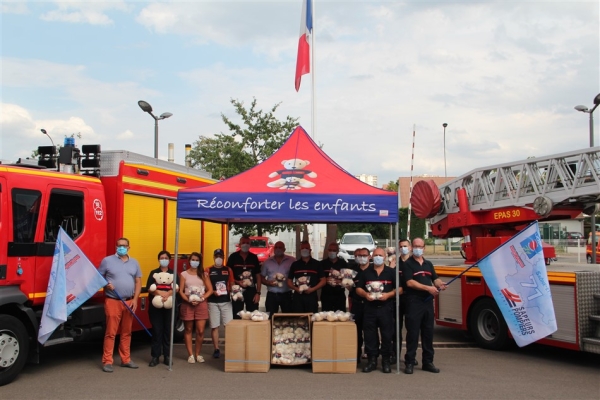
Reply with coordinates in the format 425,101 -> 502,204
1,0 -> 599,187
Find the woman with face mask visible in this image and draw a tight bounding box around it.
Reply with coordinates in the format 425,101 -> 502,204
146,250 -> 179,367
179,252 -> 214,364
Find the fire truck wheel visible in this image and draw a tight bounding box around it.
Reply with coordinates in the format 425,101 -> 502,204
469,298 -> 510,350
0,315 -> 29,386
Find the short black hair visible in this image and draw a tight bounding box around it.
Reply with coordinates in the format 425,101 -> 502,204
157,250 -> 171,260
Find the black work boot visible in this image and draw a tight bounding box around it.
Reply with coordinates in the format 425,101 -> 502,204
362,356 -> 377,373
382,357 -> 392,373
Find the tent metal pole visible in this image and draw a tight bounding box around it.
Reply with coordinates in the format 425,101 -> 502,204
395,222 -> 400,374
168,217 -> 181,371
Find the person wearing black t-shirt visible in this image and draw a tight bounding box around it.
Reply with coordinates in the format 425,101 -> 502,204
228,236 -> 262,319
287,240 -> 325,313
403,237 -> 446,374
348,247 -> 371,364
356,247 -> 397,373
207,249 -> 234,359
319,241 -> 349,312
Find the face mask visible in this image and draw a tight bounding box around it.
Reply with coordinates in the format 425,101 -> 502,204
328,251 -> 337,260
400,246 -> 410,255
159,259 -> 169,268
241,244 -> 250,252
300,249 -> 310,258
116,246 -> 128,257
190,261 -> 200,269
356,256 -> 367,265
373,255 -> 384,266
413,248 -> 424,257
274,249 -> 284,257
214,257 -> 223,267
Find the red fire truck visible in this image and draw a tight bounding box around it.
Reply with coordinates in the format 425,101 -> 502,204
0,143 -> 227,385
410,146 -> 600,354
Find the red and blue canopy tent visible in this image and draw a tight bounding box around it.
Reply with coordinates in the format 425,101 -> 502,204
169,126 -> 400,370
176,126 -> 398,223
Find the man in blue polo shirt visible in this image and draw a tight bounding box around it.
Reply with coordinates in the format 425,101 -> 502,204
98,237 -> 142,373
261,241 -> 295,315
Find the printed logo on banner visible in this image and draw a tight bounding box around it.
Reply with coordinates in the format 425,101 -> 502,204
501,288 -> 522,307
519,232 -> 542,259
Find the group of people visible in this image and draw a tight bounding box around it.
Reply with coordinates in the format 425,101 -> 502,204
97,235 -> 446,376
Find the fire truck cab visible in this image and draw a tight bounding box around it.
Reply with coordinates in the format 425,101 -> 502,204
0,143 -> 226,385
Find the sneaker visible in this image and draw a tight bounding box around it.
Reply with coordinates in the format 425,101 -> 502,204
196,355 -> 205,363
120,362 -> 138,369
102,364 -> 113,373
213,349 -> 221,359
187,355 -> 196,364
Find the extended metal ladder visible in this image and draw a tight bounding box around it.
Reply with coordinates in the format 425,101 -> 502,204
432,147 -> 600,224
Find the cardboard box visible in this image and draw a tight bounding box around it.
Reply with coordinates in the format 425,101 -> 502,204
271,313 -> 312,366
225,319 -> 271,373
311,321 -> 357,374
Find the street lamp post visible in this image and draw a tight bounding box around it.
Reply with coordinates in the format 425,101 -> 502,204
575,93 -> 600,263
138,100 -> 173,159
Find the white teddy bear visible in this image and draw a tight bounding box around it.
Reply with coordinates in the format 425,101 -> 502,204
266,159 -> 317,190
340,268 -> 357,288
296,276 -> 309,293
149,272 -> 178,309
240,271 -> 253,288
231,284 -> 244,301
187,285 -> 204,303
367,281 -> 384,300
274,273 -> 286,287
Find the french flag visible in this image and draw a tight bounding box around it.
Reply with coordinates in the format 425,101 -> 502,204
295,0 -> 313,92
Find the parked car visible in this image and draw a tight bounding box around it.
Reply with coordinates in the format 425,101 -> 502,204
235,236 -> 274,263
338,232 -> 377,261
564,231 -> 584,246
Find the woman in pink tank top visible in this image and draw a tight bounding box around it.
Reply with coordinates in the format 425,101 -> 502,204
179,252 -> 213,364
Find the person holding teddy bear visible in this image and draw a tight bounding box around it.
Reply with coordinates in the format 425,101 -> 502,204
179,252 -> 214,364
146,250 -> 177,367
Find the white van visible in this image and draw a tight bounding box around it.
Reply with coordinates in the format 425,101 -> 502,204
338,232 -> 377,260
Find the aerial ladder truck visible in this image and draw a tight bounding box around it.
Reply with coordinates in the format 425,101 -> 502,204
410,146 -> 600,353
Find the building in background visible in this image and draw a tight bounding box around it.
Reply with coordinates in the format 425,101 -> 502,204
356,174 -> 378,187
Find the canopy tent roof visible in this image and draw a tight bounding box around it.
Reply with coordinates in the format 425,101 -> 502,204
177,126 -> 398,224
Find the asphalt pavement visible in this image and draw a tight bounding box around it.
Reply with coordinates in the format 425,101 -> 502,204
4,328 -> 599,400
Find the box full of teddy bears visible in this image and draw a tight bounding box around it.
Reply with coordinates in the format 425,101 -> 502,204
271,313 -> 312,366
311,321 -> 357,374
225,319 -> 272,373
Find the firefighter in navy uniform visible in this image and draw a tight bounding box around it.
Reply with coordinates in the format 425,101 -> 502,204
403,237 -> 447,374
348,247 -> 371,364
287,240 -> 326,313
228,236 -> 262,319
355,247 -> 397,373
319,242 -> 349,312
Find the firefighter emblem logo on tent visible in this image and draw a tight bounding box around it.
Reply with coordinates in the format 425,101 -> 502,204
267,158 -> 317,190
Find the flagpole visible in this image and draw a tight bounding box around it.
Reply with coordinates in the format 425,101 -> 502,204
311,0 -> 316,140
407,124 -> 416,240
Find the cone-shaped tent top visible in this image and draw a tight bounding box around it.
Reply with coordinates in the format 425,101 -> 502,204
177,126 -> 398,223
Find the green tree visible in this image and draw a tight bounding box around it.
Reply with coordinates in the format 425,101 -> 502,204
188,97 -> 299,236
385,179 -> 399,192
